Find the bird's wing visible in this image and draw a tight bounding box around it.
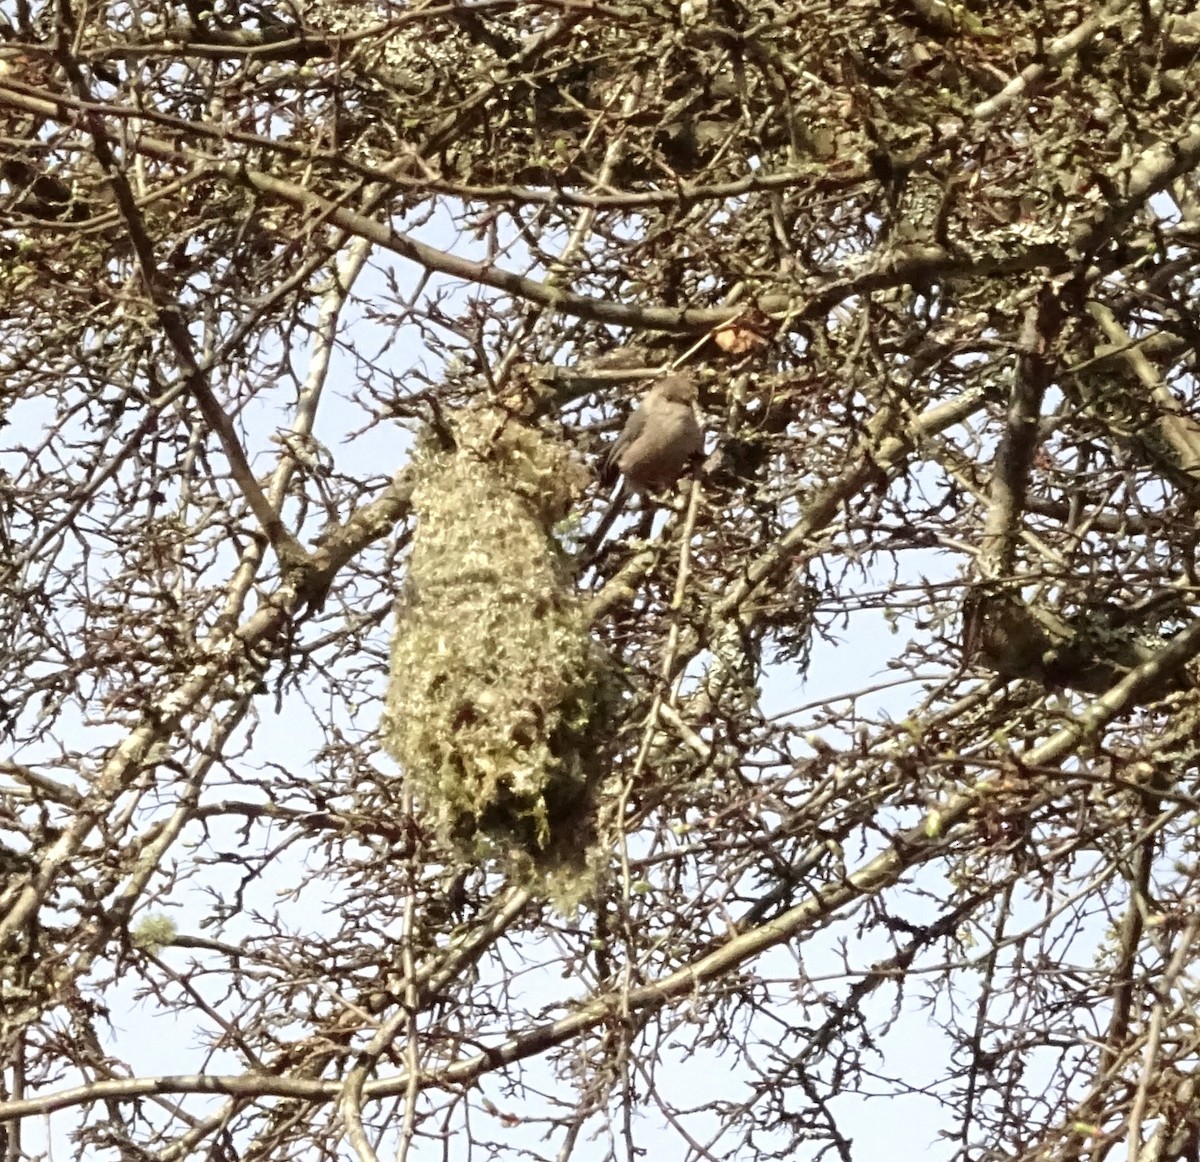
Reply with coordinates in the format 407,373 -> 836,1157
601,405 -> 647,484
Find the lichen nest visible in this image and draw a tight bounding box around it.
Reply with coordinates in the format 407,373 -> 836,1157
383,407 -> 613,890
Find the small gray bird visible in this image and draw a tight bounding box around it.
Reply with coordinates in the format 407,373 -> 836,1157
581,374 -> 704,567
602,374 -> 704,492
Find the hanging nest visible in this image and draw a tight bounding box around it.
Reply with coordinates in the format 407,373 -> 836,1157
382,406 -> 617,905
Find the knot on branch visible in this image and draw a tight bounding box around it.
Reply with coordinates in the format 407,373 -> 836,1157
963,586 -> 1194,702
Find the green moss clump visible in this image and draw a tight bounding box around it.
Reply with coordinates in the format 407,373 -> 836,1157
382,407 -> 616,903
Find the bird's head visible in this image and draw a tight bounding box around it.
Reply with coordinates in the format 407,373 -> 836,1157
654,374 -> 697,405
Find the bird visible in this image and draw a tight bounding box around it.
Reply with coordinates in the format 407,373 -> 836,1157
580,374 -> 704,568
601,373 -> 704,493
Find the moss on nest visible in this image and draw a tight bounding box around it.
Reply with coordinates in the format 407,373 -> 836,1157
382,406 -> 615,904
